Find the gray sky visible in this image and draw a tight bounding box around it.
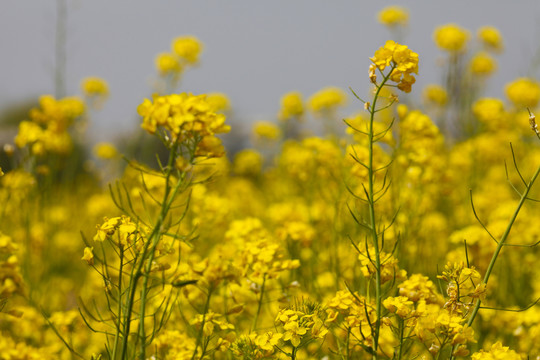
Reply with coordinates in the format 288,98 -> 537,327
2,1 -> 540,143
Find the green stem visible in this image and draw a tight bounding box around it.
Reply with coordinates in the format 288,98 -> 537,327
367,66 -> 394,359
466,163 -> 540,327
397,318 -> 404,360
191,287 -> 214,360
111,247 -> 124,360
449,163 -> 540,360
252,275 -> 267,332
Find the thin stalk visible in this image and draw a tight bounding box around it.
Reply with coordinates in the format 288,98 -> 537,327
449,163 -> 540,360
111,247 -> 124,359
466,164 -> 540,327
367,66 -> 394,358
397,317 -> 404,360
252,275 -> 267,332
137,145 -> 188,359
120,144 -> 179,360
191,287 -> 214,360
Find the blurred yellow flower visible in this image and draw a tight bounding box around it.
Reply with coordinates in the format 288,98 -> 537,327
477,26 -> 504,52
433,24 -> 470,52
279,91 -> 304,120
172,36 -> 203,64
93,142 -> 118,159
308,87 -> 347,112
233,149 -> 263,176
505,77 -> 540,108
423,84 -> 448,106
81,77 -> 109,97
471,342 -> 521,360
377,6 -> 409,27
472,98 -> 506,130
206,92 -> 231,112
253,121 -> 281,140
81,247 -> 94,265
469,52 -> 497,76
155,52 -> 182,75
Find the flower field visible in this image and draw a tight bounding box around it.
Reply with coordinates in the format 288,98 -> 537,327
2,5 -> 540,360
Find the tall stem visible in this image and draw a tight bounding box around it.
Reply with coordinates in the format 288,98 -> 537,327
466,164 -> 540,327
367,68 -> 393,359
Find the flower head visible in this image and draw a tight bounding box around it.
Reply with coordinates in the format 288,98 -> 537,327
377,6 -> 409,27
469,52 -> 497,76
478,26 -> 504,52
433,24 -> 470,52
172,36 -> 203,64
81,77 -> 108,98
370,40 -> 419,93
279,91 -> 304,120
155,52 -> 182,75
505,77 -> 540,108
308,87 -> 347,112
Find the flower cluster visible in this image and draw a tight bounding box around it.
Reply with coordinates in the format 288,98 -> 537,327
15,95 -> 85,155
137,92 -> 230,157
377,6 -> 409,27
370,40 -> 419,92
433,23 -> 470,52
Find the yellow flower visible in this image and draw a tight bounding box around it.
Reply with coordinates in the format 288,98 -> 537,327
172,36 -> 203,64
423,84 -> 448,106
206,93 -> 231,112
370,40 -> 419,93
81,247 -> 94,265
505,77 -> 540,108
279,91 -> 304,120
253,121 -> 281,140
472,98 -> 506,130
308,87 -> 347,112
81,77 -> 109,97
469,52 -> 497,76
471,341 -> 521,360
282,320 -> 307,347
233,149 -> 263,176
433,24 -> 470,52
478,26 -> 503,52
138,93 -> 230,157
93,142 -> 118,159
155,52 -> 182,75
254,332 -> 282,351
377,6 -> 409,27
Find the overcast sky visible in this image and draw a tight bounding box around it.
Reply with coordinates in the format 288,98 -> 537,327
2,1 -> 540,143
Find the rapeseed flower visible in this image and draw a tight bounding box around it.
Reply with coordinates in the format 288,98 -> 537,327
471,341 -> 521,360
93,142 -> 118,159
423,84 -> 448,106
370,40 -> 419,92
505,77 -> 540,108
155,52 -> 182,75
377,6 -> 409,27
469,52 -> 497,76
478,26 -> 504,52
308,86 -> 347,112
279,91 -> 304,120
172,35 -> 203,64
433,24 -> 470,52
253,121 -> 281,140
81,77 -> 109,97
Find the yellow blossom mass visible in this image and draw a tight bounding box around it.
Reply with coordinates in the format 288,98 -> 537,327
370,40 -> 419,92
433,23 -> 470,52
377,6 -> 409,27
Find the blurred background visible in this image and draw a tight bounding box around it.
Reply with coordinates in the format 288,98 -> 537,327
2,0 -> 540,146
